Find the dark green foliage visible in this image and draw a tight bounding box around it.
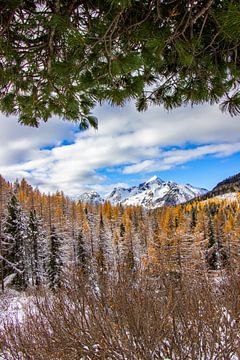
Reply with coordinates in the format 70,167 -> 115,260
76,228 -> 87,273
96,214 -> 106,274
206,216 -> 218,270
190,207 -> 197,229
47,226 -> 62,290
3,193 -> 27,290
27,210 -> 46,286
120,222 -> 125,238
1,1 -> 240,127
206,215 -> 229,270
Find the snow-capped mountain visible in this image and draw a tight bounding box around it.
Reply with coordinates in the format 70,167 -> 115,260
106,176 -> 207,208
79,176 -> 207,209
79,191 -> 104,204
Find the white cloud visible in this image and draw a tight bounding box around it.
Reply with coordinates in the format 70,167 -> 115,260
0,102 -> 240,196
123,143 -> 240,174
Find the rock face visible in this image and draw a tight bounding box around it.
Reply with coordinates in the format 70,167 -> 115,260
106,176 -> 207,209
79,176 -> 207,209
79,191 -> 104,204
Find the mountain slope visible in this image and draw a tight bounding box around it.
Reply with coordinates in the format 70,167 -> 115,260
194,172 -> 240,202
79,191 -> 104,204
211,172 -> 240,194
79,176 -> 207,209
107,177 -> 207,209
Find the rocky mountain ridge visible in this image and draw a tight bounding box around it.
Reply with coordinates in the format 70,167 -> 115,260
79,176 -> 207,209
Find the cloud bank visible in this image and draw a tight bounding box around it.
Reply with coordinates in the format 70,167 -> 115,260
0,103 -> 240,197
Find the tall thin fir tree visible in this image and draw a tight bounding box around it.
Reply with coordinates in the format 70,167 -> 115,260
95,212 -> 108,290
3,192 -> 27,290
27,210 -> 47,286
96,213 -> 107,275
206,215 -> 219,271
0,176 -> 4,291
122,216 -> 135,273
76,227 -> 88,275
47,225 -> 63,290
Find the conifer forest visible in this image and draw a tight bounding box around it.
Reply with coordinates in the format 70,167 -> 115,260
0,175 -> 240,359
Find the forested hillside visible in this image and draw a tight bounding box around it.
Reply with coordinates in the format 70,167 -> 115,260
211,172 -> 240,193
1,175 -> 240,292
193,172 -> 240,202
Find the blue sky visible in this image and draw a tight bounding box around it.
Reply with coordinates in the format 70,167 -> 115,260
0,101 -> 240,197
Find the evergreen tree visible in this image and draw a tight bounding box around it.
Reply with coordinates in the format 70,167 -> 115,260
76,227 -> 88,274
120,222 -> 125,239
27,210 -> 47,286
206,216 -> 218,270
122,216 -> 135,272
190,207 -> 197,230
96,214 -> 106,275
3,193 -> 27,290
47,226 -> 62,290
206,212 -> 230,271
1,1 -> 240,127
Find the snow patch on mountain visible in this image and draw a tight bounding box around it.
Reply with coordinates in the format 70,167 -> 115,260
117,179 -> 207,209
79,176 -> 207,209
79,191 -> 104,204
210,192 -> 239,202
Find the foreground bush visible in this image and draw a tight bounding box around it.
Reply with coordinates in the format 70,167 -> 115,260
1,269 -> 240,359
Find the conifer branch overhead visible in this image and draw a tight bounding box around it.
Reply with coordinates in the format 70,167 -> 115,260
1,0 -> 240,127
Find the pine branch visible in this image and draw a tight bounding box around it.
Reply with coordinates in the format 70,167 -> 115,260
192,0 -> 214,24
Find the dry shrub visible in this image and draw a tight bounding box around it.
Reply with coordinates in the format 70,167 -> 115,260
1,269 -> 240,359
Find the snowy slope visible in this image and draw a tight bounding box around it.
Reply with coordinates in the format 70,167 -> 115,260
116,178 -> 207,209
208,192 -> 239,202
79,191 -> 104,204
105,186 -> 139,205
79,176 -> 207,209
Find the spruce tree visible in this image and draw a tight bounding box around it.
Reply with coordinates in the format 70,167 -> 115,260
47,226 -> 62,290
96,214 -> 106,275
206,212 -> 229,271
76,228 -> 88,274
3,193 -> 27,290
190,207 -> 197,230
1,1 -> 240,127
206,215 -> 223,271
120,223 -> 125,239
27,210 -> 47,286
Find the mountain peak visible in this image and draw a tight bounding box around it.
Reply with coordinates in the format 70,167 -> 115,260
145,175 -> 158,183
79,177 -> 207,209
79,191 -> 104,204
144,175 -> 164,184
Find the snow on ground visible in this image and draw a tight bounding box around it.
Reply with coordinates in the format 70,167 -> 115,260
0,291 -> 33,359
214,192 -> 239,201
0,290 -> 29,326
202,192 -> 239,204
